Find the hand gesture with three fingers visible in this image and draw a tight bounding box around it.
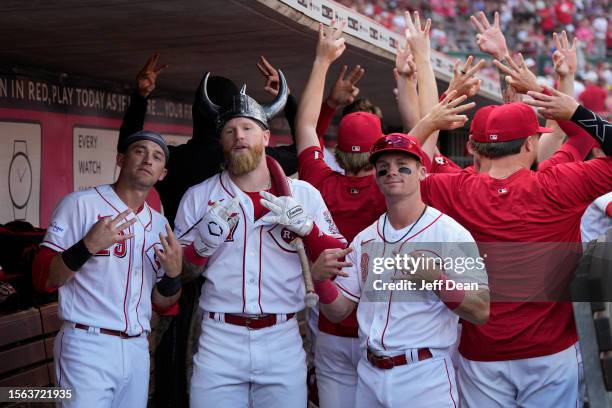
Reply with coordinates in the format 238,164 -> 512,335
446,56 -> 486,98
470,11 -> 508,60
404,11 -> 431,62
311,247 -> 354,282
154,224 -> 183,278
316,20 -> 347,65
136,53 -> 168,98
327,65 -> 365,108
525,87 -> 580,120
494,53 -> 541,94
426,90 -> 476,131
83,209 -> 136,254
394,40 -> 417,80
552,31 -> 577,78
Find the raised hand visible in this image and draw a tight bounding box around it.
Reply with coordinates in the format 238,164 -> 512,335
445,56 -> 486,98
525,87 -> 580,120
552,31 -> 577,77
83,209 -> 136,254
136,53 -> 168,98
154,224 -> 183,278
395,40 -> 417,79
260,191 -> 313,237
193,198 -> 240,257
311,247 -> 353,281
316,20 -> 347,66
470,11 -> 508,60
494,53 -> 542,94
404,11 -> 431,62
326,65 -> 364,108
257,56 -> 287,97
410,90 -> 475,143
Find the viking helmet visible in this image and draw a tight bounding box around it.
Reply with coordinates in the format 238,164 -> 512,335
199,70 -> 288,134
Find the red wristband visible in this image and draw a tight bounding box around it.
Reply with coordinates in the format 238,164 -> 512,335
314,279 -> 340,304
439,273 -> 465,310
184,244 -> 208,266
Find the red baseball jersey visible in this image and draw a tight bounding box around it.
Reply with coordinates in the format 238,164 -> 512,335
421,157 -> 612,361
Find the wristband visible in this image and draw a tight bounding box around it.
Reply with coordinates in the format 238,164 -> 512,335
314,279 -> 339,304
439,273 -> 465,310
61,239 -> 92,271
157,274 -> 182,297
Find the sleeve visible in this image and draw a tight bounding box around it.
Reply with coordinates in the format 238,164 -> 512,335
570,104 -> 611,156
420,174 -> 459,218
32,246 -> 59,293
430,153 -> 462,174
173,188 -> 202,246
538,119 -> 600,171
443,227 -> 488,289
538,157 -> 612,209
316,102 -> 337,149
40,194 -> 85,253
297,146 -> 335,188
334,239 -> 361,302
301,186 -> 346,261
118,91 -> 148,149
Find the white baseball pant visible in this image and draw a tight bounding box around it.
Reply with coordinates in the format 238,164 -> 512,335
354,350 -> 459,408
190,313 -> 307,408
54,322 -> 149,408
457,342 -> 583,408
314,331 -> 360,408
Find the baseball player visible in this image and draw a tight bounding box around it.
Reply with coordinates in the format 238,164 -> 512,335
417,100 -> 612,407
312,132 -> 489,408
174,70 -> 344,407
32,130 -> 183,407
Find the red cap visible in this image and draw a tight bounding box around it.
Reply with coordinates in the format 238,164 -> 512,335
337,112 -> 383,153
470,105 -> 497,142
484,102 -> 553,142
369,133 -> 426,164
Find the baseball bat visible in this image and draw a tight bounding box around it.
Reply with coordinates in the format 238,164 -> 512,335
266,156 -> 319,308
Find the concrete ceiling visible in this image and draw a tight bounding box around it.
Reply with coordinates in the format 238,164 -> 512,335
0,0 -> 494,127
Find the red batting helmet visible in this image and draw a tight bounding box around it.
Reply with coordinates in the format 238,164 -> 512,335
369,133 -> 426,164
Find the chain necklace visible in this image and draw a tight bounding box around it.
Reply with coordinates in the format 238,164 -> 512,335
382,205 -> 428,244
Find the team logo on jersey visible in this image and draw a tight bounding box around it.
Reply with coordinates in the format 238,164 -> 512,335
323,210 -> 340,236
351,146 -> 361,152
349,188 -> 360,195
435,156 -> 446,165
489,134 -> 498,141
498,187 -> 508,194
360,253 -> 369,283
49,221 -> 66,236
280,228 -> 298,244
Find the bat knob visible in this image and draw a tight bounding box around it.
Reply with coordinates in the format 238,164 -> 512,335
305,292 -> 319,308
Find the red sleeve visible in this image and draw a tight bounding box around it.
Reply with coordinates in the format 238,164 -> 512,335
302,223 -> 345,262
420,173 -> 462,220
606,202 -> 612,218
298,146 -> 335,188
430,153 -> 462,174
538,157 -> 612,209
538,120 -> 600,171
316,102 -> 337,149
32,246 -> 58,293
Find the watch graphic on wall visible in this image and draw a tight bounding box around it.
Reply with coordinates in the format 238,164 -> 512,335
8,140 -> 32,221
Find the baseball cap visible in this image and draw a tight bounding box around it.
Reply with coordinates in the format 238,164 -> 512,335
118,130 -> 169,161
484,102 -> 553,143
470,105 -> 497,143
369,133 -> 426,164
337,112 -> 383,153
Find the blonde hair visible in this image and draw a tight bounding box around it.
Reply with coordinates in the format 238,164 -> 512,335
335,150 -> 373,174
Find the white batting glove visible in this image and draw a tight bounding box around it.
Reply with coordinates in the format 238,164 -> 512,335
260,191 -> 314,237
194,198 -> 240,257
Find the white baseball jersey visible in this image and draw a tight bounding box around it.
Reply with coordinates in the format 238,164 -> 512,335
581,192 -> 612,242
335,206 -> 487,353
41,184 -> 169,335
174,170 -> 343,315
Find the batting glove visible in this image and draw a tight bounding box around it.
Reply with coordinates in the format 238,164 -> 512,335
260,191 -> 314,237
194,198 -> 240,257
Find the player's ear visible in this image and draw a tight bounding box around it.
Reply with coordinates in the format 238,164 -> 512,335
116,153 -> 125,168
158,168 -> 168,182
417,161 -> 427,181
262,129 -> 270,147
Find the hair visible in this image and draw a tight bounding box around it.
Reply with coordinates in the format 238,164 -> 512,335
335,150 -> 373,174
342,98 -> 383,120
469,138 -> 527,159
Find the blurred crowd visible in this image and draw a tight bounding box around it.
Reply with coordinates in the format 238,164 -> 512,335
336,0 -> 611,113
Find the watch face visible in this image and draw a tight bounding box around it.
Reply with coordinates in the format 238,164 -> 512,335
9,152 -> 32,209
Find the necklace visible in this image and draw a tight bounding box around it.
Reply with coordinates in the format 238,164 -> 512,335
382,205 -> 428,244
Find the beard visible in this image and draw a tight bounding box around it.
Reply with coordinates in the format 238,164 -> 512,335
224,142 -> 264,176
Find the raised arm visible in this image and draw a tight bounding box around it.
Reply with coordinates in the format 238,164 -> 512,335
118,53 -> 167,146
394,40 -> 420,131
296,21 -> 346,156
470,11 -> 518,102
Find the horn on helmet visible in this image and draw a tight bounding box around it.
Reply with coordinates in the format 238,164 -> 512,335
262,69 -> 288,121
198,72 -> 222,119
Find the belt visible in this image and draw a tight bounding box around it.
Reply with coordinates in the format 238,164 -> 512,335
74,323 -> 142,339
367,348 -> 432,369
209,312 -> 295,330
